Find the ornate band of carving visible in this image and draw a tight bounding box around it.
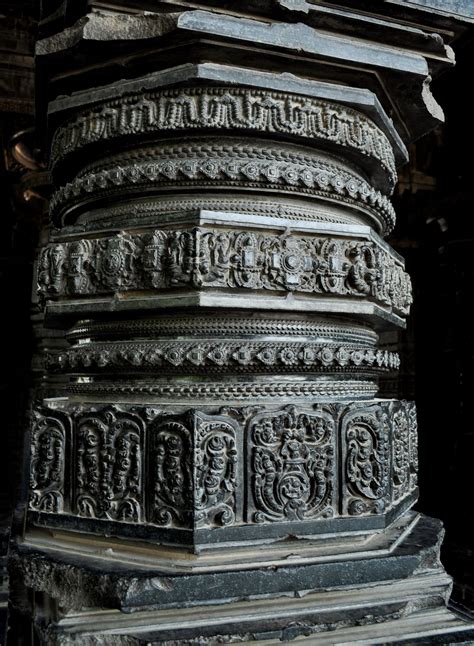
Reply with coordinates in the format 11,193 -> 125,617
48,340 -> 399,374
37,227 -> 412,315
50,86 -> 396,187
50,141 -> 395,227
71,194 -> 395,236
67,316 -> 378,346
29,400 -> 417,532
66,379 -> 378,399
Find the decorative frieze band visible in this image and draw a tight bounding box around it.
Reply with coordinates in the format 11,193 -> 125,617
70,194 -> 395,236
66,316 -> 378,346
29,401 -> 418,532
48,340 -> 399,374
37,228 -> 412,315
50,87 -> 397,189
67,379 -> 379,400
50,141 -> 395,227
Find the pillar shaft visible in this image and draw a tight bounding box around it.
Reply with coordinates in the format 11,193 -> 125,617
9,2 -> 474,643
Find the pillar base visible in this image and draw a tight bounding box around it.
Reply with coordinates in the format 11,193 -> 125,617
8,512 -> 474,644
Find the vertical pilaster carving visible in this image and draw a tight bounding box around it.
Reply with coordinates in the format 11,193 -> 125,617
392,404 -> 411,503
149,414 -> 193,527
74,408 -> 144,522
342,405 -> 390,516
30,410 -> 70,513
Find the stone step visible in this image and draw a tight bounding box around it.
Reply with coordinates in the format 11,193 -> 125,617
47,569 -> 462,644
258,607 -> 474,645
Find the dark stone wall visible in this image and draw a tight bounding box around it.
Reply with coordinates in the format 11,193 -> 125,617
392,31 -> 474,611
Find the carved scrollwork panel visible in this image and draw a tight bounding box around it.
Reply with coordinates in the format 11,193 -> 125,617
392,404 -> 411,503
194,412 -> 240,528
148,411 -> 241,529
342,405 -> 391,516
148,414 -> 194,528
248,405 -> 335,523
74,408 -> 144,523
407,402 -> 419,490
29,409 -> 71,514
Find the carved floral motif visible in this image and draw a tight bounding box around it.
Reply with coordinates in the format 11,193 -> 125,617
50,142 -> 395,219
49,340 -> 399,373
37,228 -> 412,315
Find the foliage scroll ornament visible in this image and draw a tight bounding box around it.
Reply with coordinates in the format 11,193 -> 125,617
343,406 -> 391,516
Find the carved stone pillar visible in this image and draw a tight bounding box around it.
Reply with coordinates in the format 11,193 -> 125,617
9,1 -> 474,643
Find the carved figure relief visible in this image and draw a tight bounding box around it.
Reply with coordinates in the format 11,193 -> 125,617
194,413 -> 239,527
30,411 -> 69,513
74,408 -> 144,522
37,228 -> 412,315
343,407 -> 390,515
249,406 -> 335,522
